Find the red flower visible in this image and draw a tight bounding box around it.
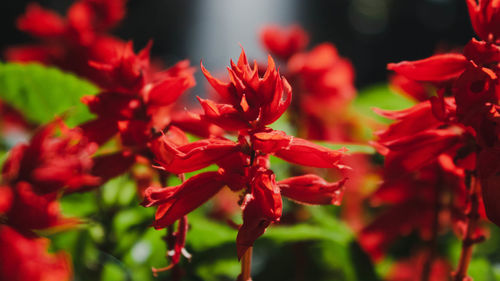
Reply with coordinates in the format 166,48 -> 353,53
252,129 -> 346,168
360,161 -> 466,261
5,0 -> 127,85
1,122 -> 96,231
0,186 -> 13,215
80,41 -> 196,147
477,147 -> 500,225
260,25 -> 309,61
277,174 -> 346,205
142,171 -> 227,229
2,121 -> 99,193
387,54 -> 468,82
17,3 -> 67,38
387,250 -> 451,281
200,49 -> 292,130
466,0 -> 500,43
143,48 -> 348,262
151,136 -> 240,174
287,43 -> 357,141
236,169 -> 282,258
0,226 -> 72,281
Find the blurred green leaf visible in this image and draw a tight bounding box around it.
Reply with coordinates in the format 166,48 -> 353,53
0,62 -> 98,126
264,222 -> 351,245
101,262 -> 127,281
60,191 -> 98,217
101,175 -> 137,207
353,84 -> 415,123
187,209 -> 236,251
196,258 -> 240,281
469,258 -> 496,281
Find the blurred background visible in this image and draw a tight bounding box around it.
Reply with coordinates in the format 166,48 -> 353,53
2,0 -> 474,90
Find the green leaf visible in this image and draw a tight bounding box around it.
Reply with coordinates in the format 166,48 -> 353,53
0,62 -> 99,126
187,209 -> 236,251
264,223 -> 351,245
353,84 -> 415,124
196,258 -> 240,281
468,258 -> 496,281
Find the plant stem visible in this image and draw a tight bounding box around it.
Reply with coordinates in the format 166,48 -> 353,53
421,182 -> 442,281
453,175 -> 481,281
239,247 -> 253,281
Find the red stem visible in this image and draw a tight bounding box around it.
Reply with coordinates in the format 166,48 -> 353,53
453,175 -> 481,281
239,247 -> 253,281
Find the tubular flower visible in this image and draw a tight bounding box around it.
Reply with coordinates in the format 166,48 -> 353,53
0,226 -> 72,281
368,6 -> 500,278
77,41 -> 216,189
286,42 -> 357,141
384,25 -> 500,229
143,48 -> 349,263
5,0 -> 128,85
200,49 -> 292,131
259,25 -> 372,233
466,0 -> 500,44
1,121 -> 97,232
2,121 -> 99,193
259,25 -> 309,61
80,41 -> 196,147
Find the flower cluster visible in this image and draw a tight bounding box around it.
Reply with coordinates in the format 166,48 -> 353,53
0,121 -> 98,281
142,49 -> 349,263
5,0 -> 127,85
260,25 -> 375,233
360,0 -> 500,279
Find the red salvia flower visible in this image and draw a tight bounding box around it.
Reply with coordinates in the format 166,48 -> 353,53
200,49 -> 292,131
260,25 -> 309,61
142,48 -> 349,264
5,0 -> 127,85
77,41 -> 206,189
466,0 -> 500,44
0,226 -> 72,281
367,8 -> 500,278
1,121 -> 97,232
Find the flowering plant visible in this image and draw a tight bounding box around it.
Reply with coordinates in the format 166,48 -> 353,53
2,1 -> 500,281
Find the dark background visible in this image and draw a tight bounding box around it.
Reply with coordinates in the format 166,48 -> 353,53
1,0 -> 475,89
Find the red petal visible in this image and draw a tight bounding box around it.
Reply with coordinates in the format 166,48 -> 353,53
387,54 -> 468,82
0,226 -> 72,281
4,45 -> 56,64
197,97 -> 250,131
253,130 -> 346,169
17,3 -> 67,38
478,148 -> 500,226
236,170 -> 282,259
92,151 -> 135,183
383,129 -> 462,178
151,135 -> 239,174
373,101 -> 443,144
118,120 -> 150,147
79,118 -> 118,145
0,186 -> 13,215
142,171 -> 225,228
200,62 -> 236,104
278,175 -> 346,205
260,25 -> 309,60
146,76 -> 192,107
170,109 -> 224,138
260,76 -> 293,126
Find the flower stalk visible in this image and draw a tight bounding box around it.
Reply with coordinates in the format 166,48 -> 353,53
453,174 -> 483,281
239,247 -> 253,281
